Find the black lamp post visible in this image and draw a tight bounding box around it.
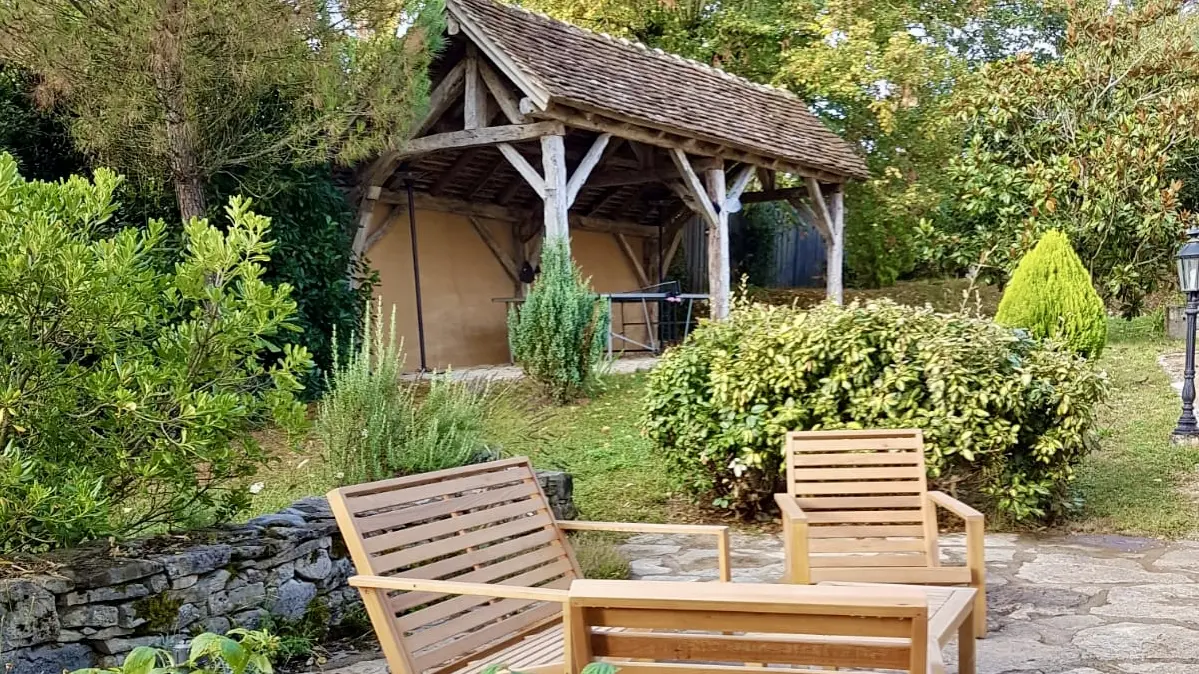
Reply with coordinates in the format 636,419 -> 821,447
1174,226 -> 1199,441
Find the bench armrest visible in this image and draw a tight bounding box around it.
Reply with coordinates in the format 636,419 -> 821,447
927,491 -> 984,522
556,520 -> 731,582
774,493 -> 809,523
348,575 -> 570,603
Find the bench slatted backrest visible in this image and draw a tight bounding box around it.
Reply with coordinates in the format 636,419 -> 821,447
786,429 -> 933,569
567,580 -> 929,674
328,458 -> 581,674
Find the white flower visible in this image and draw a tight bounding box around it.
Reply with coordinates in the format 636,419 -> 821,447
728,458 -> 747,478
249,482 -> 265,494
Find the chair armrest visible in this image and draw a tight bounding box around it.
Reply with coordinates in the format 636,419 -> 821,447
348,575 -> 570,603
927,491 -> 984,522
556,521 -> 731,582
774,493 -> 809,523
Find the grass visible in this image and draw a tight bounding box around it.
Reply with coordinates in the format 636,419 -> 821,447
486,373 -> 675,523
1072,313 -> 1199,538
567,531 -> 632,579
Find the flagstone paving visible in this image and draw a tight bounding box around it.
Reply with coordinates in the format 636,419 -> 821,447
318,531 -> 1199,674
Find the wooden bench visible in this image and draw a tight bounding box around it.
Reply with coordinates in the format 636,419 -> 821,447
328,457 -> 732,674
566,579 -> 937,673
775,429 -> 987,638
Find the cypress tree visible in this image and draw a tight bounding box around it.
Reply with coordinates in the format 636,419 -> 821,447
996,230 -> 1107,357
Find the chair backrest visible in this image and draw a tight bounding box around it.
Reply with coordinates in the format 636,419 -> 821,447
785,429 -> 933,569
328,458 -> 581,674
567,579 -> 929,674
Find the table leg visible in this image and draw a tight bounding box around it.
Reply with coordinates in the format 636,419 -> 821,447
957,613 -> 976,674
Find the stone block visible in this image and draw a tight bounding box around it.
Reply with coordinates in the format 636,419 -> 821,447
175,603 -> 206,629
93,636 -> 163,656
208,582 -> 265,616
231,608 -> 269,629
1,642 -> 93,674
60,605 -> 119,629
159,545 -> 232,579
295,549 -> 333,582
170,574 -> 199,590
168,569 -> 230,605
65,581 -> 152,606
61,557 -> 161,590
247,513 -> 307,529
256,538 -> 324,570
536,470 -> 577,520
0,579 -> 60,647
117,604 -> 147,630
269,579 -> 317,620
199,617 -> 231,634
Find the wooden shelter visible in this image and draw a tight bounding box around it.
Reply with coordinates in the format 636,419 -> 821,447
352,0 -> 867,369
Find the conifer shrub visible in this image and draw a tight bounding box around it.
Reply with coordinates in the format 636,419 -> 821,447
643,299 -> 1107,522
995,230 -> 1108,358
507,238 -> 610,402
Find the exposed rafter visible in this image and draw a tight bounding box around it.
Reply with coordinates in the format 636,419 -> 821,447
669,148 -> 719,228
397,121 -> 564,159
565,133 -> 612,207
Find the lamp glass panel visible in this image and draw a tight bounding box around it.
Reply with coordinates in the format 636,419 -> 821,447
1181,257 -> 1199,292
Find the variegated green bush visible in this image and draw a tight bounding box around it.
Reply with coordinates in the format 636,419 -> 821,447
643,299 -> 1107,522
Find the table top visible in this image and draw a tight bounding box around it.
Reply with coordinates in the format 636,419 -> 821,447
817,581 -> 976,647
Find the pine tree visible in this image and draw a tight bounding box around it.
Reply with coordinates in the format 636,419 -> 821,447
507,239 -> 610,401
996,230 -> 1107,357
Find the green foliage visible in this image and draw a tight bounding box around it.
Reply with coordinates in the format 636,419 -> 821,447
0,66 -> 88,181
931,0 -> 1199,314
642,298 -> 1107,522
0,0 -> 443,215
507,238 -> 610,402
318,299 -> 495,484
214,167 -> 374,394
72,628 -> 280,674
732,202 -> 793,287
996,230 -> 1107,358
0,156 -> 311,551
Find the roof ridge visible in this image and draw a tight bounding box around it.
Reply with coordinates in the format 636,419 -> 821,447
497,0 -> 803,103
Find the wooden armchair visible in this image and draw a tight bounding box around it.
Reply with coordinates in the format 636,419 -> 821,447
327,457 -> 731,674
775,429 -> 986,638
567,579 -> 940,674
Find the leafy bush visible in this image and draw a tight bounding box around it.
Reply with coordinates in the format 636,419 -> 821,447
642,299 -> 1107,522
213,166 -> 374,395
0,156 -> 311,551
507,238 -> 610,402
996,230 -> 1107,358
318,299 -> 495,484
73,628 -> 279,674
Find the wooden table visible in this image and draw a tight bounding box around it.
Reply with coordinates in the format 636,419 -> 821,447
819,582 -> 977,674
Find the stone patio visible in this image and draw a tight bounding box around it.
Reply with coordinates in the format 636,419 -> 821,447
319,531 -> 1199,674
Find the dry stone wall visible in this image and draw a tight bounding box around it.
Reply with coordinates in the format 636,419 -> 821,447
0,470 -> 575,673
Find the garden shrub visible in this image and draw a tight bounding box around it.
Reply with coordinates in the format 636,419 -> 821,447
73,627 -> 279,674
507,238 -> 610,402
643,298 -> 1107,522
318,299 -> 495,484
0,155 -> 311,552
996,230 -> 1107,358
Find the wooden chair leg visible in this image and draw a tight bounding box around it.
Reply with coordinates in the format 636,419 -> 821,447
958,613 -> 977,674
972,583 -> 986,639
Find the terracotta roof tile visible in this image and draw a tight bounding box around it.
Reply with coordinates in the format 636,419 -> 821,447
448,0 -> 869,179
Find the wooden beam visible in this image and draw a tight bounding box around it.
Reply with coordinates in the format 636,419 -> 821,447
531,104 -> 851,183
497,144 -> 546,197
399,122 -> 564,159
466,156 -> 505,199
415,61 -> 467,137
660,203 -> 692,277
805,178 -> 843,305
351,185 -> 382,257
828,182 -> 845,306
566,133 -> 612,207
380,190 -> 658,239
364,205 -> 403,252
756,167 -> 776,192
469,216 -> 519,282
741,187 -> 808,204
588,158 -> 723,188
497,175 -> 526,205
726,164 -> 756,206
615,233 -> 650,287
542,134 -> 570,244
463,50 -> 483,130
477,58 -> 525,124
670,148 -> 719,229
706,165 -> 730,319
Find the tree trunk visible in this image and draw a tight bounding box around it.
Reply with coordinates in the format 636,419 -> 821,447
151,0 -> 206,223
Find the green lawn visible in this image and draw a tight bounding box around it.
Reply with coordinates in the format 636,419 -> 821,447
487,374 -> 677,523
1073,317 -> 1199,538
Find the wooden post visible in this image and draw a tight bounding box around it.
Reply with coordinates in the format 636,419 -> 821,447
828,182 -> 845,305
541,134 -> 570,247
705,164 -> 729,319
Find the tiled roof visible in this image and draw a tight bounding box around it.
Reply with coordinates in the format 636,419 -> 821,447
447,0 -> 869,180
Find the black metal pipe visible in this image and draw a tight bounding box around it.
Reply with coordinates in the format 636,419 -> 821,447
1179,290 -> 1199,436
406,180 -> 428,372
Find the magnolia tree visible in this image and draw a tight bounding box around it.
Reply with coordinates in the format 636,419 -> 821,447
0,155 -> 312,551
